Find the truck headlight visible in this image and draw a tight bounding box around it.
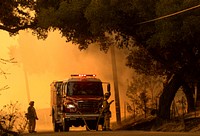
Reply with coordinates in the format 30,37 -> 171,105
66,104 -> 75,109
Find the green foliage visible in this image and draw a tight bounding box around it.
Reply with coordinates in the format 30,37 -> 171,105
126,46 -> 163,76
127,0 -> 200,79
35,0 -> 94,49
85,0 -> 111,35
0,0 -> 36,34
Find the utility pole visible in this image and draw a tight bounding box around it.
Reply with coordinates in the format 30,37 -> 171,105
111,45 -> 121,124
24,69 -> 30,103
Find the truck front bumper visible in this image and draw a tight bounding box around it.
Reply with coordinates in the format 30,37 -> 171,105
63,113 -> 102,120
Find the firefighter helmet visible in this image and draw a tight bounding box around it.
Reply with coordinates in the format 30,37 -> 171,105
104,92 -> 110,99
29,101 -> 34,105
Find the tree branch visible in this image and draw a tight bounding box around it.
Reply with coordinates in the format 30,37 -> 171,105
0,23 -> 36,34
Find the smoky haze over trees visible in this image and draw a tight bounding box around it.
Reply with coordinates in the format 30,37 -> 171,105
1,0 -> 200,120
126,75 -> 164,118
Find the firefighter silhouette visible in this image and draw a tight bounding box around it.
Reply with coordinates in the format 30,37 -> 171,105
102,92 -> 113,131
27,101 -> 38,133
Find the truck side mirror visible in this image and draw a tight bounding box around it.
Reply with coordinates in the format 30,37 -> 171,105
107,84 -> 110,92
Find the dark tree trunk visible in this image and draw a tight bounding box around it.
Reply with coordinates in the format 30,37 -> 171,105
182,82 -> 195,112
158,73 -> 183,119
196,83 -> 200,107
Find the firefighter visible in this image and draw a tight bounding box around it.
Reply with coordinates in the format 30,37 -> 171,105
27,101 -> 38,133
102,92 -> 113,131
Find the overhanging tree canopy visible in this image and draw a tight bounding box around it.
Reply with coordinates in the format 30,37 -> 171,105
34,0 -> 200,77
0,0 -> 36,34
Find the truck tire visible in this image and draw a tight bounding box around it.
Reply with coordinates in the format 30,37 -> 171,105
95,125 -> 100,131
53,122 -> 59,132
59,125 -> 63,132
63,119 -> 70,132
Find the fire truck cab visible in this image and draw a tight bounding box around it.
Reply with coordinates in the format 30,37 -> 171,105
50,74 -> 110,132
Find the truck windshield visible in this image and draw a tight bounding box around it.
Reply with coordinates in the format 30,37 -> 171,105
67,82 -> 103,96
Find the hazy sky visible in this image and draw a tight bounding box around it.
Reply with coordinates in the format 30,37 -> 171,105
0,30 -> 133,121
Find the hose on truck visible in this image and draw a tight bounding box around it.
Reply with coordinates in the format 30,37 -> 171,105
77,100 -> 114,131
77,111 -> 91,131
77,110 -> 101,131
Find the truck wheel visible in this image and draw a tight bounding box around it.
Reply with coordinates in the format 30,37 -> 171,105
95,125 -> 99,131
59,125 -> 63,132
53,122 -> 59,132
63,120 -> 70,132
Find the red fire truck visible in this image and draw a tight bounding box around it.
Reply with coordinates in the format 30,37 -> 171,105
50,74 -> 111,132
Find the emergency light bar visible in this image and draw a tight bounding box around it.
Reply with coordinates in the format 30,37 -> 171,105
71,74 -> 96,77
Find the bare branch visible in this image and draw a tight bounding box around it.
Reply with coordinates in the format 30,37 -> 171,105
0,58 -> 17,64
0,85 -> 10,92
0,68 -> 10,79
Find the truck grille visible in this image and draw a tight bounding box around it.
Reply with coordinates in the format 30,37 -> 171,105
78,101 -> 99,112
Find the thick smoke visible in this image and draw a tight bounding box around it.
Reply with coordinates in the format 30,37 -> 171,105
7,30 -> 133,124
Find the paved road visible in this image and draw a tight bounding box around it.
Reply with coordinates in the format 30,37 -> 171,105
21,131 -> 200,136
